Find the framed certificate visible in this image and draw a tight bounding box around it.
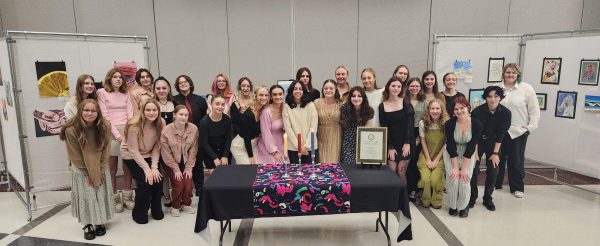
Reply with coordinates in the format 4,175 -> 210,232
356,127 -> 388,165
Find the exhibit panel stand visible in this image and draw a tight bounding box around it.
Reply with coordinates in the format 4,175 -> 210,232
0,30 -> 149,221
433,30 -> 600,195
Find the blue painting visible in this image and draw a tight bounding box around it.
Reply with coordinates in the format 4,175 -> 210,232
584,95 -> 600,112
555,91 -> 577,119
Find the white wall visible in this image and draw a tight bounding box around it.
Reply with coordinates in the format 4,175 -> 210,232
1,0 -> 598,93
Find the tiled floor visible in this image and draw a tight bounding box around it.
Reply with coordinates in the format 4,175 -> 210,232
0,184 -> 599,246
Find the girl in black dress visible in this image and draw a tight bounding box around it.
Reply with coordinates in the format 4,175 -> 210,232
379,77 -> 414,178
154,76 -> 177,207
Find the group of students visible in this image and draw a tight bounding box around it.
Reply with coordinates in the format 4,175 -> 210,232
61,62 -> 539,240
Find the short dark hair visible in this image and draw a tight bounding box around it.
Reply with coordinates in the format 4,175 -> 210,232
482,86 -> 505,100
174,75 -> 194,94
135,68 -> 154,86
285,80 -> 311,108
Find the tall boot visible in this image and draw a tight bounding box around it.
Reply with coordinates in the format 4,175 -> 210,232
122,190 -> 135,210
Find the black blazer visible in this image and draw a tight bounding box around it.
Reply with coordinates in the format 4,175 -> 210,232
445,117 -> 483,159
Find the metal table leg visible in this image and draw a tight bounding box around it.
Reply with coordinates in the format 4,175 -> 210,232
376,211 -> 391,246
219,219 -> 231,246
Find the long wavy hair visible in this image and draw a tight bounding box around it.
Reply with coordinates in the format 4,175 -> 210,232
243,86 -> 269,121
421,98 -> 449,133
103,68 -> 128,93
75,74 -> 97,105
60,99 -> 111,150
344,86 -> 374,127
124,99 -> 165,149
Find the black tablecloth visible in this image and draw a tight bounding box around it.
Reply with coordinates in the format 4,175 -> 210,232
194,164 -> 412,242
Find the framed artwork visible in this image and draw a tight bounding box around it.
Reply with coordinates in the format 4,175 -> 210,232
536,93 -> 547,110
487,58 -> 504,83
584,95 -> 600,112
555,91 -> 577,119
541,58 -> 562,84
468,88 -> 485,109
35,61 -> 70,97
578,59 -> 599,86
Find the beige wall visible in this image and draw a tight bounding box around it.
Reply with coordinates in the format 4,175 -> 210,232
1,0 -> 598,93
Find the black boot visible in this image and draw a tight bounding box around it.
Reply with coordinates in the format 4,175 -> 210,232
459,207 -> 469,218
449,208 -> 458,216
83,224 -> 96,240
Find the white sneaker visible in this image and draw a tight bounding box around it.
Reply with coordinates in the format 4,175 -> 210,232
513,191 -> 525,198
181,205 -> 196,214
170,208 -> 181,217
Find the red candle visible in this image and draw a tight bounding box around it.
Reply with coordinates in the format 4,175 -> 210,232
297,132 -> 302,153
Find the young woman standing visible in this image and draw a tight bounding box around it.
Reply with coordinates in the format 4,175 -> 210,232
121,100 -> 165,224
130,68 -> 154,115
207,73 -> 236,115
230,86 -> 269,164
405,77 -> 427,202
257,85 -> 286,164
339,86 -> 374,165
314,79 -> 342,163
64,74 -> 97,120
440,72 -> 465,116
297,67 -> 320,102
392,65 -> 410,84
379,77 -> 414,178
172,75 -> 208,195
160,105 -> 198,217
362,68 -> 383,127
154,76 -> 177,207
335,65 -> 351,101
97,68 -> 134,213
495,63 -> 540,198
422,71 -> 446,104
61,99 -> 113,240
283,81 -> 319,164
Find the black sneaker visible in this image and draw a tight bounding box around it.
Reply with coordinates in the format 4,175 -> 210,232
483,200 -> 496,211
95,224 -> 106,236
468,200 -> 475,208
83,224 -> 96,240
449,208 -> 458,216
459,207 -> 469,218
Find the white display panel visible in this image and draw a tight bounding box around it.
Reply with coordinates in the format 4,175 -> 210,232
522,36 -> 600,179
0,39 -> 26,188
8,37 -> 145,191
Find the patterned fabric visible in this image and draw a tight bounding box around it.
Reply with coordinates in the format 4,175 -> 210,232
253,163 -> 351,216
71,166 -> 115,225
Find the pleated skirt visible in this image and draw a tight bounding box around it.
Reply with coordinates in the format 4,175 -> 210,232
71,166 -> 115,225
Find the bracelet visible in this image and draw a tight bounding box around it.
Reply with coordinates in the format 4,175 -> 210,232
492,152 -> 499,155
